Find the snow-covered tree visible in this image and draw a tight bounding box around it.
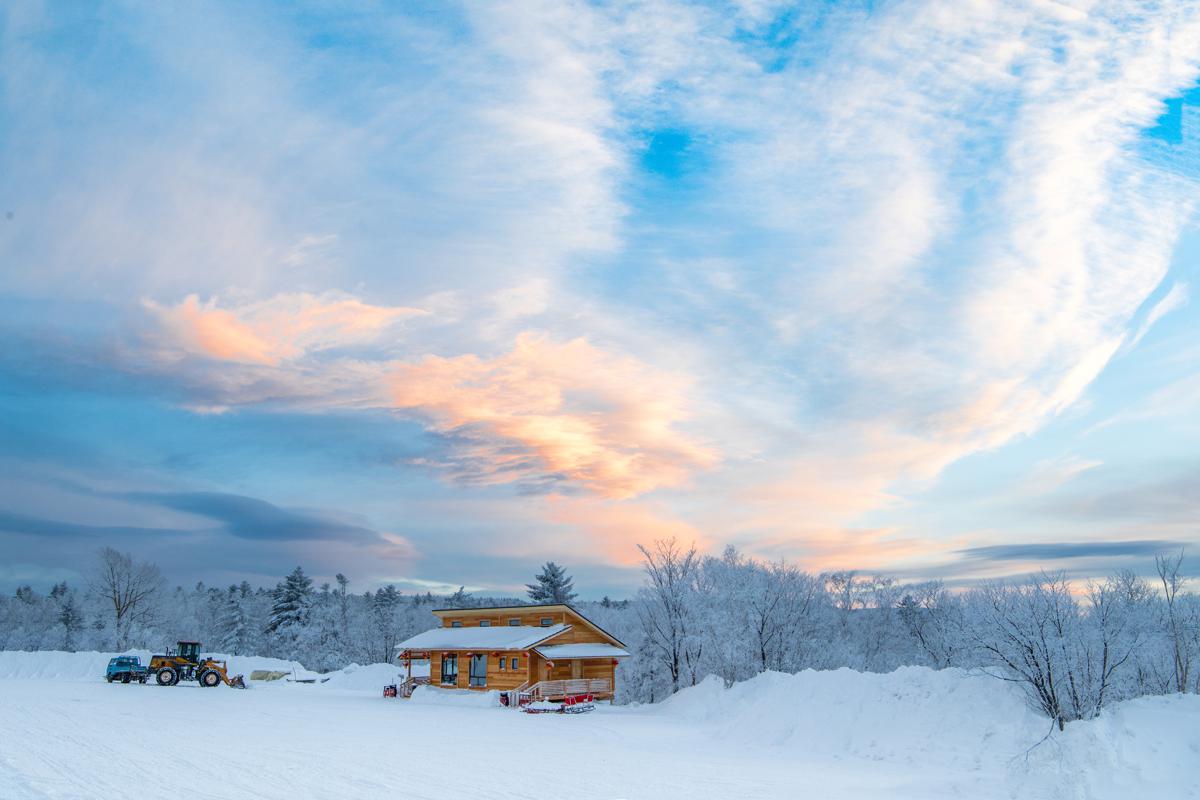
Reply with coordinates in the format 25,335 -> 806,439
88,547 -> 165,649
219,587 -> 251,654
636,539 -> 702,692
527,562 -> 578,604
267,567 -> 314,634
57,592 -> 84,651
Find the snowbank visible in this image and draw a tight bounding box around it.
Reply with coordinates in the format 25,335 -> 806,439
0,650 -> 304,682
318,662 -> 403,691
659,666 -> 1039,762
656,666 -> 1200,799
410,684 -> 501,707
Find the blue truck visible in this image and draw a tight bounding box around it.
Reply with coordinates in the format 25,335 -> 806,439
105,655 -> 149,684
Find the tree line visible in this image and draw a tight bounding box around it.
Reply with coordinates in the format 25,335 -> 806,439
2,543 -> 1197,728
627,540 -> 1200,729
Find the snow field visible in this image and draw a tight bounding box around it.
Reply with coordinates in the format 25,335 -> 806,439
1,652 -> 1197,799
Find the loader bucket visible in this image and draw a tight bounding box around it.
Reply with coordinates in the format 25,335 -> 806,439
230,674 -> 247,689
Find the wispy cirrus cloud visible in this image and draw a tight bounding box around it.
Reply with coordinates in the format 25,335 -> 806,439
144,292 -> 424,366
392,333 -> 717,498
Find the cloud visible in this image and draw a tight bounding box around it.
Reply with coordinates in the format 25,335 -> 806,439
391,333 -> 717,498
1124,281 -> 1190,352
1020,455 -> 1104,496
0,510 -> 189,541
1041,470 -> 1200,523
121,491 -> 390,544
959,540 -> 1184,562
145,292 -> 424,366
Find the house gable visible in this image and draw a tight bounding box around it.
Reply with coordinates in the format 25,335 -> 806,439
431,604 -> 625,648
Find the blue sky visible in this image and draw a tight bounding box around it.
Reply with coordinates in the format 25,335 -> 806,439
1,0 -> 1199,597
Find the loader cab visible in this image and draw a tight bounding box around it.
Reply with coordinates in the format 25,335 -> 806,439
177,641 -> 201,662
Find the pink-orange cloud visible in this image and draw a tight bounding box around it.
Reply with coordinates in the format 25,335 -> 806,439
146,292 -> 424,365
391,333 -> 717,499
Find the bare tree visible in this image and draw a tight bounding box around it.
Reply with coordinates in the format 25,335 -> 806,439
89,547 -> 165,650
966,572 -> 1142,730
898,581 -> 961,668
636,538 -> 701,692
1156,550 -> 1194,694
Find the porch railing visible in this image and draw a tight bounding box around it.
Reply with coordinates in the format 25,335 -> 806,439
522,678 -> 612,702
398,675 -> 430,698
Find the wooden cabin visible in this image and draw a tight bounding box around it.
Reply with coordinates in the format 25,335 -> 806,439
395,604 -> 629,704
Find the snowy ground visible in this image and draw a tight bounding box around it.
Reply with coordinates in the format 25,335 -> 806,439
1,652 -> 1197,799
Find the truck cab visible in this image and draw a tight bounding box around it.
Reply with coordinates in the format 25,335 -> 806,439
175,641 -> 201,662
105,655 -> 148,684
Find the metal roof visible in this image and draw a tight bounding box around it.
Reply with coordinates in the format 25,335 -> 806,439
534,643 -> 630,660
395,624 -> 570,652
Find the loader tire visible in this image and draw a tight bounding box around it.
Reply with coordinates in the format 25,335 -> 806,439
199,670 -> 221,688
156,667 -> 178,686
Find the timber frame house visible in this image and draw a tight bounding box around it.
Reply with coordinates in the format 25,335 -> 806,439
395,604 -> 629,704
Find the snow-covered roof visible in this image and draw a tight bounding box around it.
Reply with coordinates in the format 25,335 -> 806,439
534,643 -> 630,659
395,624 -> 570,652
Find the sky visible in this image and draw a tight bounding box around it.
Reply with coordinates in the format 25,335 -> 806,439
1,0 -> 1199,598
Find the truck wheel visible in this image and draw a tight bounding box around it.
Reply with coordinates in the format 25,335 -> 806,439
106,675 -> 114,683
199,670 -> 221,688
156,667 -> 178,686
121,673 -> 131,684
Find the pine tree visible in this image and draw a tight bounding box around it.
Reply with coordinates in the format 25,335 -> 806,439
526,562 -> 578,604
58,594 -> 83,651
267,566 -> 314,633
446,586 -> 470,608
220,588 -> 250,654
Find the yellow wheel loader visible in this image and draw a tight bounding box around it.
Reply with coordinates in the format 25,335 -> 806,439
149,641 -> 246,688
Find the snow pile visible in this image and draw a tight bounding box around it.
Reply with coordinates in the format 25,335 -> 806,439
0,650 -> 152,680
657,666 -> 1200,799
0,650 -> 303,682
525,700 -> 562,711
410,684 -> 501,707
660,666 -> 1040,763
318,663 -> 403,691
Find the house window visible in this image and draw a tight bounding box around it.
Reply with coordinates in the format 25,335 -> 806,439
510,657 -> 519,670
441,654 -> 458,685
469,654 -> 487,687
540,617 -> 553,627
479,620 -> 491,627
508,618 -> 520,626
499,657 -> 506,671
450,620 -> 462,628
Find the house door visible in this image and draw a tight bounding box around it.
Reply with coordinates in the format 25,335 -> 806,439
571,660 -> 582,680
469,654 -> 487,687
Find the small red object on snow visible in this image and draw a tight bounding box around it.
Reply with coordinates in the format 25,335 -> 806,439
383,685 -> 397,698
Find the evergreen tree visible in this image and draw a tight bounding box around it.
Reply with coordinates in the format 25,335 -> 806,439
446,586 -> 470,608
267,566 -> 314,633
219,588 -> 250,653
58,594 -> 84,651
335,573 -> 350,630
527,562 -> 578,604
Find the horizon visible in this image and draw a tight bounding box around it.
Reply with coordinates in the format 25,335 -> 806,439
3,2 -> 1200,600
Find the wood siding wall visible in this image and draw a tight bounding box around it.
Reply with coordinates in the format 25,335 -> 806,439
428,650 -> 530,691
421,607 -> 620,694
